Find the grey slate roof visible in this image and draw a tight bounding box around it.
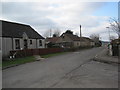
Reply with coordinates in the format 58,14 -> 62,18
61,33 -> 94,42
0,20 -> 44,39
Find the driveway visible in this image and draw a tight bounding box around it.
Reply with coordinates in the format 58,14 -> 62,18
2,47 -> 118,88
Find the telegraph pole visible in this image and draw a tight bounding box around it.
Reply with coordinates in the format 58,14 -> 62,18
106,27 -> 110,42
80,25 -> 82,37
50,28 -> 52,37
80,25 -> 82,47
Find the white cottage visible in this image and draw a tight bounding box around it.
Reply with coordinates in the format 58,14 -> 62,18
1,20 -> 45,58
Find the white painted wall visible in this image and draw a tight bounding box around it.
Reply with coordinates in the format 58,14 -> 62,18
56,35 -> 73,43
74,41 -> 93,47
2,37 -> 13,57
28,39 -> 37,49
13,38 -> 23,50
109,45 -> 113,56
37,39 -> 45,48
91,42 -> 95,46
2,37 -> 45,57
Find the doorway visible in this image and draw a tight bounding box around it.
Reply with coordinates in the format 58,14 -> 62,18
24,39 -> 28,49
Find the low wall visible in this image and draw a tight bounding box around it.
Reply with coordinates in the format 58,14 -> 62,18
10,48 -> 63,58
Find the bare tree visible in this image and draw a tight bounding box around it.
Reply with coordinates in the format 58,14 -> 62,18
90,34 -> 100,41
75,32 -> 79,37
109,18 -> 120,38
43,30 -> 49,38
90,33 -> 101,46
109,35 -> 117,41
44,28 -> 52,38
53,28 -> 61,37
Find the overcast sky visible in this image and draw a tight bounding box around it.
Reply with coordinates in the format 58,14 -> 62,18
0,0 -> 119,41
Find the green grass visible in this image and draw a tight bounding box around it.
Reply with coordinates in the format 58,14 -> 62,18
2,47 -> 93,68
2,52 -> 67,68
0,63 -> 2,67
2,56 -> 35,68
41,52 -> 68,58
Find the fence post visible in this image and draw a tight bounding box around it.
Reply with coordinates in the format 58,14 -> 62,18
109,44 -> 112,56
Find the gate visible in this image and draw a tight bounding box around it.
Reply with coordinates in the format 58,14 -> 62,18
112,44 -> 119,56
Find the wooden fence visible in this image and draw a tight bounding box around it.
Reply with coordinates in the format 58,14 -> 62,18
10,48 -> 63,58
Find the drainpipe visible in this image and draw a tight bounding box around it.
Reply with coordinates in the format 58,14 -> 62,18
80,25 -> 82,37
80,25 -> 82,47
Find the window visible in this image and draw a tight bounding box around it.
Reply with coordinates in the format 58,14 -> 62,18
24,39 -> 28,49
39,40 -> 42,46
30,40 -> 32,44
15,39 -> 20,49
62,35 -> 65,39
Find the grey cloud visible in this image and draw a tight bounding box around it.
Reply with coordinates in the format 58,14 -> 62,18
2,2 -> 58,31
1,1 -> 115,41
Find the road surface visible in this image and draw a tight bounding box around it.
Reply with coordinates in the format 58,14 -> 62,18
3,47 -> 118,88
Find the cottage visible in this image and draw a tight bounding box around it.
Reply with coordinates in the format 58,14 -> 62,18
79,37 -> 95,47
45,37 -> 60,48
1,20 -> 45,58
56,32 -> 95,48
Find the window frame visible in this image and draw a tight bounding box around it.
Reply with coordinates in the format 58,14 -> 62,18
39,40 -> 42,46
30,40 -> 32,45
15,39 -> 20,49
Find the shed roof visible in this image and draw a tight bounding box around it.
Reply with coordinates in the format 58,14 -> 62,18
46,37 -> 59,43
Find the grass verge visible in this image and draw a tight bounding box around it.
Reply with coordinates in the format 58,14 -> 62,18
2,56 -> 35,68
2,52 -> 67,68
2,47 -> 95,68
41,52 -> 68,58
0,63 -> 2,67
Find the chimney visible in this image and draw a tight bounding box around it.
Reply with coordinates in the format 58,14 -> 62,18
80,25 -> 82,37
